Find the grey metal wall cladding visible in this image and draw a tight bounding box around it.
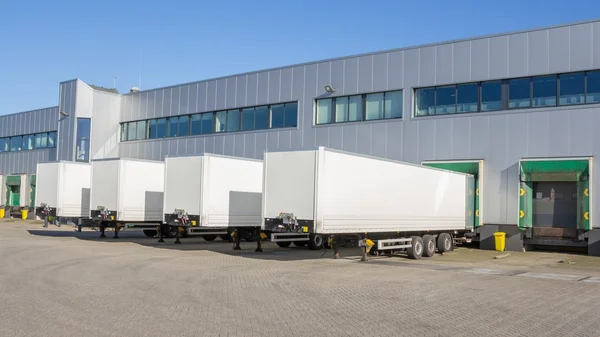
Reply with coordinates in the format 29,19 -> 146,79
57,80 -> 77,161
0,149 -> 55,175
0,107 -> 58,138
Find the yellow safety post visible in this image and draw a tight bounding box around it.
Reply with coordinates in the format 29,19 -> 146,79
0,209 -> 5,218
21,209 -> 28,220
494,232 -> 506,252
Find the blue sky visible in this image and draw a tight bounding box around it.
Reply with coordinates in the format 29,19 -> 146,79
1,0 -> 599,114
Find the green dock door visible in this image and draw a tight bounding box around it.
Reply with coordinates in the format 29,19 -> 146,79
30,175 -> 36,208
5,175 -> 22,207
423,161 -> 483,228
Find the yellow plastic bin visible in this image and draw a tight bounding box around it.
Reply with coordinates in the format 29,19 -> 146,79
494,232 -> 506,252
21,209 -> 28,220
0,209 -> 4,218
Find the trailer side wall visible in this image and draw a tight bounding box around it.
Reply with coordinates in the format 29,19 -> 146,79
119,160 -> 164,222
90,160 -> 119,213
163,156 -> 203,216
60,163 -> 91,217
35,163 -> 59,209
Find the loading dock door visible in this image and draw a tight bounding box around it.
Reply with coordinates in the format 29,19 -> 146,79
422,160 -> 483,227
6,175 -> 22,207
30,174 -> 36,209
519,159 -> 591,231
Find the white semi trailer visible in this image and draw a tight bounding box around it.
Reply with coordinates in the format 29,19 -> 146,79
262,147 -> 475,259
89,158 -> 165,238
161,154 -> 263,245
35,161 -> 91,228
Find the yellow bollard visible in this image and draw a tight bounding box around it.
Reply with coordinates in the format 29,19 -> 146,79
0,208 -> 4,218
21,209 -> 28,220
494,232 -> 506,252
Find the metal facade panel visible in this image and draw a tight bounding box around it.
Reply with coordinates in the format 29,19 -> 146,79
435,44 -> 454,85
488,114 -> 509,164
508,33 -> 528,77
255,132 -> 267,158
207,81 -> 217,111
453,41 -> 471,83
356,123 -> 371,155
330,60 -> 344,95
224,134 -> 235,156
188,84 -> 198,114
418,46 -> 436,86
569,108 -> 594,156
417,119 -> 435,161
328,126 -> 343,151
315,127 -> 328,147
386,121 -> 402,161
279,130 -> 291,150
268,70 -> 280,103
489,36 -> 508,79
344,58 -> 359,95
257,72 -> 269,105
371,122 -> 387,158
216,79 -> 226,110
214,135 -> 224,154
506,114 -> 529,162
527,30 -> 549,75
204,136 -> 214,154
226,78 -> 237,109
246,73 -> 258,107
244,133 -> 255,158
131,92 -> 140,120
594,22 -> 600,69
170,86 -> 181,115
469,116 -> 490,159
549,27 -> 571,73
387,51 -> 403,90
235,76 -> 247,107
162,88 -> 172,117
358,56 -> 373,93
527,112 -> 550,157
266,132 -> 278,153
433,118 -> 452,160
179,85 -> 190,114
233,134 -> 245,156
548,110 -> 571,155
470,39 -> 489,81
372,53 -> 388,92
451,117 -> 471,159
570,24 -> 594,70
154,90 -> 163,118
316,62 -> 331,98
341,124 -> 357,153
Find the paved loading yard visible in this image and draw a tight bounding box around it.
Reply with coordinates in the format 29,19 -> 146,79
2,221 -> 600,337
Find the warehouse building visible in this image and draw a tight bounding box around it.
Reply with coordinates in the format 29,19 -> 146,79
2,19 -> 600,254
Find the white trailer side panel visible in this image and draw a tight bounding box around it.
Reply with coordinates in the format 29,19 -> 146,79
59,163 -> 91,217
203,155 -> 262,227
19,175 -> 27,207
119,160 -> 164,222
262,151 -> 316,221
163,156 -> 203,216
90,160 -> 119,213
316,149 -> 469,234
35,163 -> 59,209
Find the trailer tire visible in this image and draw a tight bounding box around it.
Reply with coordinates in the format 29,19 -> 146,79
276,242 -> 291,248
202,235 -> 217,241
219,234 -> 231,241
407,236 -> 423,259
293,241 -> 307,247
422,235 -> 435,257
243,231 -> 255,242
307,234 -> 324,250
143,229 -> 157,238
437,233 -> 453,253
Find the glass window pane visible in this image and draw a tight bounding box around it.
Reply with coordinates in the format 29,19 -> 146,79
156,118 -> 167,138
23,135 -> 34,150
559,73 -> 585,105
435,86 -> 456,114
127,122 -> 137,140
509,78 -> 531,109
241,108 -> 255,131
40,133 -> 48,148
76,118 -> 91,162
415,88 -> 435,116
0,138 -> 5,152
215,111 -> 227,132
481,81 -> 501,111
121,124 -> 127,141
201,113 -> 213,134
168,117 -> 179,137
348,95 -> 362,121
191,115 -> 202,135
136,121 -> 147,140
148,119 -> 157,138
270,104 -> 285,128
384,90 -> 403,118
178,116 -> 189,136
284,102 -> 298,127
11,136 -> 22,151
226,109 -> 240,132
316,99 -> 333,124
587,71 -> 600,104
255,106 -> 268,129
48,132 -> 56,148
366,93 -> 384,120
532,75 -> 557,107
335,97 -> 348,123
457,83 -> 478,113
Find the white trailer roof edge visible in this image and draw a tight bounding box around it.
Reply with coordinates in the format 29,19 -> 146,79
164,152 -> 263,163
91,157 -> 164,164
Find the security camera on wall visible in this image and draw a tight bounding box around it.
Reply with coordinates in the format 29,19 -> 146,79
59,110 -> 69,117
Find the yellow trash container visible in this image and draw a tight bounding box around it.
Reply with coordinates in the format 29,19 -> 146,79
494,232 -> 506,252
21,209 -> 28,220
0,208 -> 4,218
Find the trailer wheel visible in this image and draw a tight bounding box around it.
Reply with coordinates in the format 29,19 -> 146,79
407,236 -> 423,259
202,235 -> 217,241
422,235 -> 435,257
307,234 -> 324,250
437,233 -> 453,253
243,231 -> 255,242
143,229 -> 157,238
293,241 -> 307,247
219,234 -> 231,241
276,242 -> 291,248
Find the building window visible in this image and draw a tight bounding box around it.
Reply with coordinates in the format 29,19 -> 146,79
120,124 -> 128,141
48,132 -> 57,148
23,134 -> 34,150
178,115 -> 190,136
127,121 -> 137,141
156,118 -> 167,138
270,104 -> 285,128
10,136 -> 22,151
242,108 -> 255,131
215,111 -> 227,132
148,119 -> 157,139
76,118 -> 91,162
316,98 -> 333,124
435,86 -> 456,114
415,87 -> 435,116
587,71 -> 600,104
365,93 -> 384,120
334,97 -> 348,123
509,78 -> 531,109
559,72 -> 585,105
348,95 -> 362,122
384,91 -> 403,119
480,81 -> 502,111
457,83 -> 478,113
168,117 -> 179,137
532,75 -> 557,107
0,138 -> 7,152
38,133 -> 48,148
136,120 -> 147,140
284,102 -> 298,127
254,106 -> 269,129
226,109 -> 240,132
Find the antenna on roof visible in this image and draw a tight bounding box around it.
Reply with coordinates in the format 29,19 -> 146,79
113,76 -> 118,89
